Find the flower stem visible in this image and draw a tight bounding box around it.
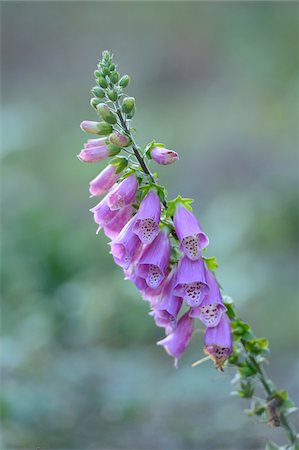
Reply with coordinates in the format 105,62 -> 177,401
114,100 -> 168,208
240,340 -> 298,445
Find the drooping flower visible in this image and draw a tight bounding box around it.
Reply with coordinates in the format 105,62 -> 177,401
173,205 -> 209,260
133,190 -> 161,244
107,174 -> 138,210
80,121 -> 102,134
78,142 -> 109,163
103,205 -> 133,240
110,217 -> 142,270
150,146 -> 179,165
157,311 -> 194,367
90,195 -> 120,233
204,313 -> 232,371
89,164 -> 119,197
190,268 -> 226,327
174,256 -> 209,307
135,229 -> 170,289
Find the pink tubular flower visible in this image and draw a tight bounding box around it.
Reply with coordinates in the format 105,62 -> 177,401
190,268 -> 226,327
133,190 -> 161,244
135,229 -> 170,289
204,313 -> 232,371
90,195 -> 119,233
78,137 -> 109,162
157,311 -> 194,367
150,146 -> 179,165
110,217 -> 142,270
103,205 -> 133,240
174,256 -> 209,307
89,165 -> 119,197
173,205 -> 209,260
80,121 -> 101,134
107,175 -> 138,210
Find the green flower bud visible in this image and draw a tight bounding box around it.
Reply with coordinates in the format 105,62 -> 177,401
109,63 -> 115,71
97,103 -> 118,125
109,72 -> 119,84
94,70 -> 101,78
126,108 -> 135,119
107,89 -> 118,101
91,86 -> 105,98
107,144 -> 122,157
119,75 -> 130,88
96,122 -> 113,135
122,97 -> 135,114
97,76 -> 108,89
90,97 -> 102,109
102,67 -> 110,76
109,131 -> 130,148
110,155 -> 128,173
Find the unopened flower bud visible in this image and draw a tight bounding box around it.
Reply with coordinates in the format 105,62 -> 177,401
126,108 -> 135,119
109,63 -> 115,71
92,86 -> 105,98
107,89 -> 118,101
121,97 -> 135,114
90,97 -> 102,109
102,67 -> 110,76
97,76 -> 108,89
80,120 -> 103,134
94,70 -> 101,78
150,146 -> 179,165
109,131 -> 130,148
119,75 -> 130,88
97,103 -> 118,125
110,72 -> 119,84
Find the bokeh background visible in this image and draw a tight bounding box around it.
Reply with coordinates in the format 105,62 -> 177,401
1,2 -> 298,449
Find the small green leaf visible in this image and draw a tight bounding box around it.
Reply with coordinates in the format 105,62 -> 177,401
202,256 -> 219,271
165,195 -> 194,218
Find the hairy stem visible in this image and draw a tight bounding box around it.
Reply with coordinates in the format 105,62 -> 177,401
114,100 -> 168,208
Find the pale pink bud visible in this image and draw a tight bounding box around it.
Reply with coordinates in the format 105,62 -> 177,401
150,146 -> 179,165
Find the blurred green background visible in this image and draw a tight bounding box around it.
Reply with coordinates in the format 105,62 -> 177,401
1,2 -> 298,449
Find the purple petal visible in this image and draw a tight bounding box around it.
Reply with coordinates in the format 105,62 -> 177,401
174,256 -> 209,307
107,175 -> 138,210
110,216 -> 142,269
174,205 -> 209,260
133,191 -> 161,244
204,314 -> 232,370
157,311 -> 194,367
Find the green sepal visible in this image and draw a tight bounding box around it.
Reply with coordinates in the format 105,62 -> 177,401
166,195 -> 193,218
243,338 -> 269,355
231,320 -> 254,341
202,256 -> 219,271
237,362 -> 257,377
237,381 -> 254,398
119,75 -> 130,88
223,296 -> 236,319
96,122 -> 113,136
107,144 -> 121,157
110,156 -> 128,173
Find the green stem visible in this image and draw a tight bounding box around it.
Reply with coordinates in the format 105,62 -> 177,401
240,341 -> 298,445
